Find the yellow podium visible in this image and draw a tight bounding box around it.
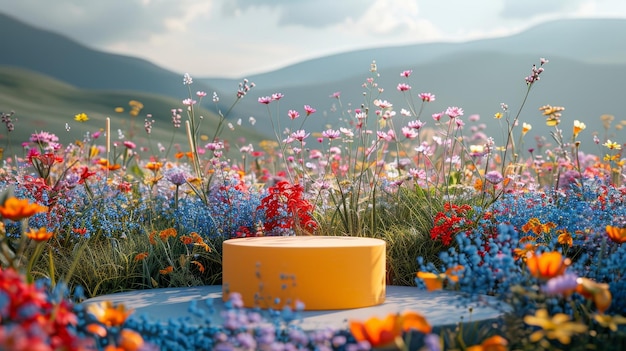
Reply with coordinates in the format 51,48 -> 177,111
222,236 -> 386,310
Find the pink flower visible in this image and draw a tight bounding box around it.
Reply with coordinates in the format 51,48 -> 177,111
402,126 -> 418,139
123,141 -> 136,149
258,96 -> 272,104
304,105 -> 316,116
196,91 -> 207,97
183,98 -> 197,105
288,110 -> 300,120
469,114 -> 480,122
374,100 -> 393,109
432,112 -> 443,121
322,129 -> 340,139
407,120 -> 425,129
397,83 -> 411,92
400,70 -> 412,78
271,92 -> 284,101
418,93 -> 435,102
330,92 -> 341,99
290,130 -> 309,142
445,106 -> 464,118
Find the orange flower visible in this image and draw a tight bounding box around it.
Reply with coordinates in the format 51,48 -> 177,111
466,335 -> 509,351
417,265 -> 464,291
148,231 -> 157,245
557,229 -> 573,246
73,227 -> 88,236
349,311 -> 431,348
97,158 -> 121,171
118,329 -> 145,351
513,243 -> 540,261
86,323 -> 108,338
606,225 -> 626,244
576,277 -> 612,314
26,227 -> 54,242
159,266 -> 173,275
145,162 -> 162,172
87,301 -> 133,327
159,228 -> 177,240
191,260 -> 205,273
0,197 -> 48,221
525,251 -> 570,279
134,252 -> 149,262
179,235 -> 193,245
194,241 -> 211,252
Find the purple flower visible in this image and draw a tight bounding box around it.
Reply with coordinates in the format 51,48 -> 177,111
485,171 -> 504,184
165,168 -> 188,186
541,273 -> 578,295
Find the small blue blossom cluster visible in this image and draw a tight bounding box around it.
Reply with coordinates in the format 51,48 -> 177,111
123,293 -> 361,351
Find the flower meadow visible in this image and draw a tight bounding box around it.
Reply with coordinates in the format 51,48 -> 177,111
0,58 -> 626,350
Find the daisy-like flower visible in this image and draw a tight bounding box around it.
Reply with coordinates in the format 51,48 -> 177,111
400,70 -> 412,78
522,122 -> 532,135
74,113 -> 89,122
401,127 -> 418,139
290,130 -> 310,142
271,92 -> 284,100
418,92 -> 435,102
322,129 -> 340,139
374,99 -> 393,109
445,106 -> 464,118
287,110 -> 300,120
258,96 -> 272,104
407,120 -> 425,130
524,309 -> 587,345
397,83 -> 411,92
329,92 -> 341,99
304,105 -> 316,116
603,139 -> 622,150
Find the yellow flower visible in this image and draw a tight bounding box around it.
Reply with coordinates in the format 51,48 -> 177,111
74,112 -> 89,122
494,112 -> 503,119
594,314 -> 626,331
522,122 -> 532,135
603,140 -> 622,150
524,309 -> 587,345
572,120 -> 586,137
114,107 -> 125,113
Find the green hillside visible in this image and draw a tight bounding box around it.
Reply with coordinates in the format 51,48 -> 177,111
0,66 -> 267,159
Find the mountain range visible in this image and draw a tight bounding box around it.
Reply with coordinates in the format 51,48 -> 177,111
1,13 -> 625,155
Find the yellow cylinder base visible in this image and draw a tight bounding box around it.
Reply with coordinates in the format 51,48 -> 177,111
222,236 -> 386,310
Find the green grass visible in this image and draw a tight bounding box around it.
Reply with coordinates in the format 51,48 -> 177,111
0,65 -> 267,158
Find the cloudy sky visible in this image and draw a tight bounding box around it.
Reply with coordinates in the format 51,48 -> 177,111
1,0 -> 625,78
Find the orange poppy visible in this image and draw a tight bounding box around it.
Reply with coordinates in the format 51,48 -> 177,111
466,335 -> 509,351
0,197 -> 48,221
87,301 -> 133,328
525,251 -> 569,280
117,329 -> 145,351
349,311 -> 431,348
576,278 -> 612,314
26,227 -> 54,242
606,225 -> 626,244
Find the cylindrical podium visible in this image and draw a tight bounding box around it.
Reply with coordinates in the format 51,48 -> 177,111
222,236 -> 386,310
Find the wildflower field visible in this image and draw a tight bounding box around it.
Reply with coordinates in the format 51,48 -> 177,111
0,58 -> 625,350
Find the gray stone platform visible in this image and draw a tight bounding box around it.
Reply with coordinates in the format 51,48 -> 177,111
84,285 -> 509,332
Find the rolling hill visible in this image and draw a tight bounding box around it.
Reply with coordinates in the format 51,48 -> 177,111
1,12 -> 625,156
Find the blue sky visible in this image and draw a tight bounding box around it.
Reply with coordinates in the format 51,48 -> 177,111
1,0 -> 625,77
